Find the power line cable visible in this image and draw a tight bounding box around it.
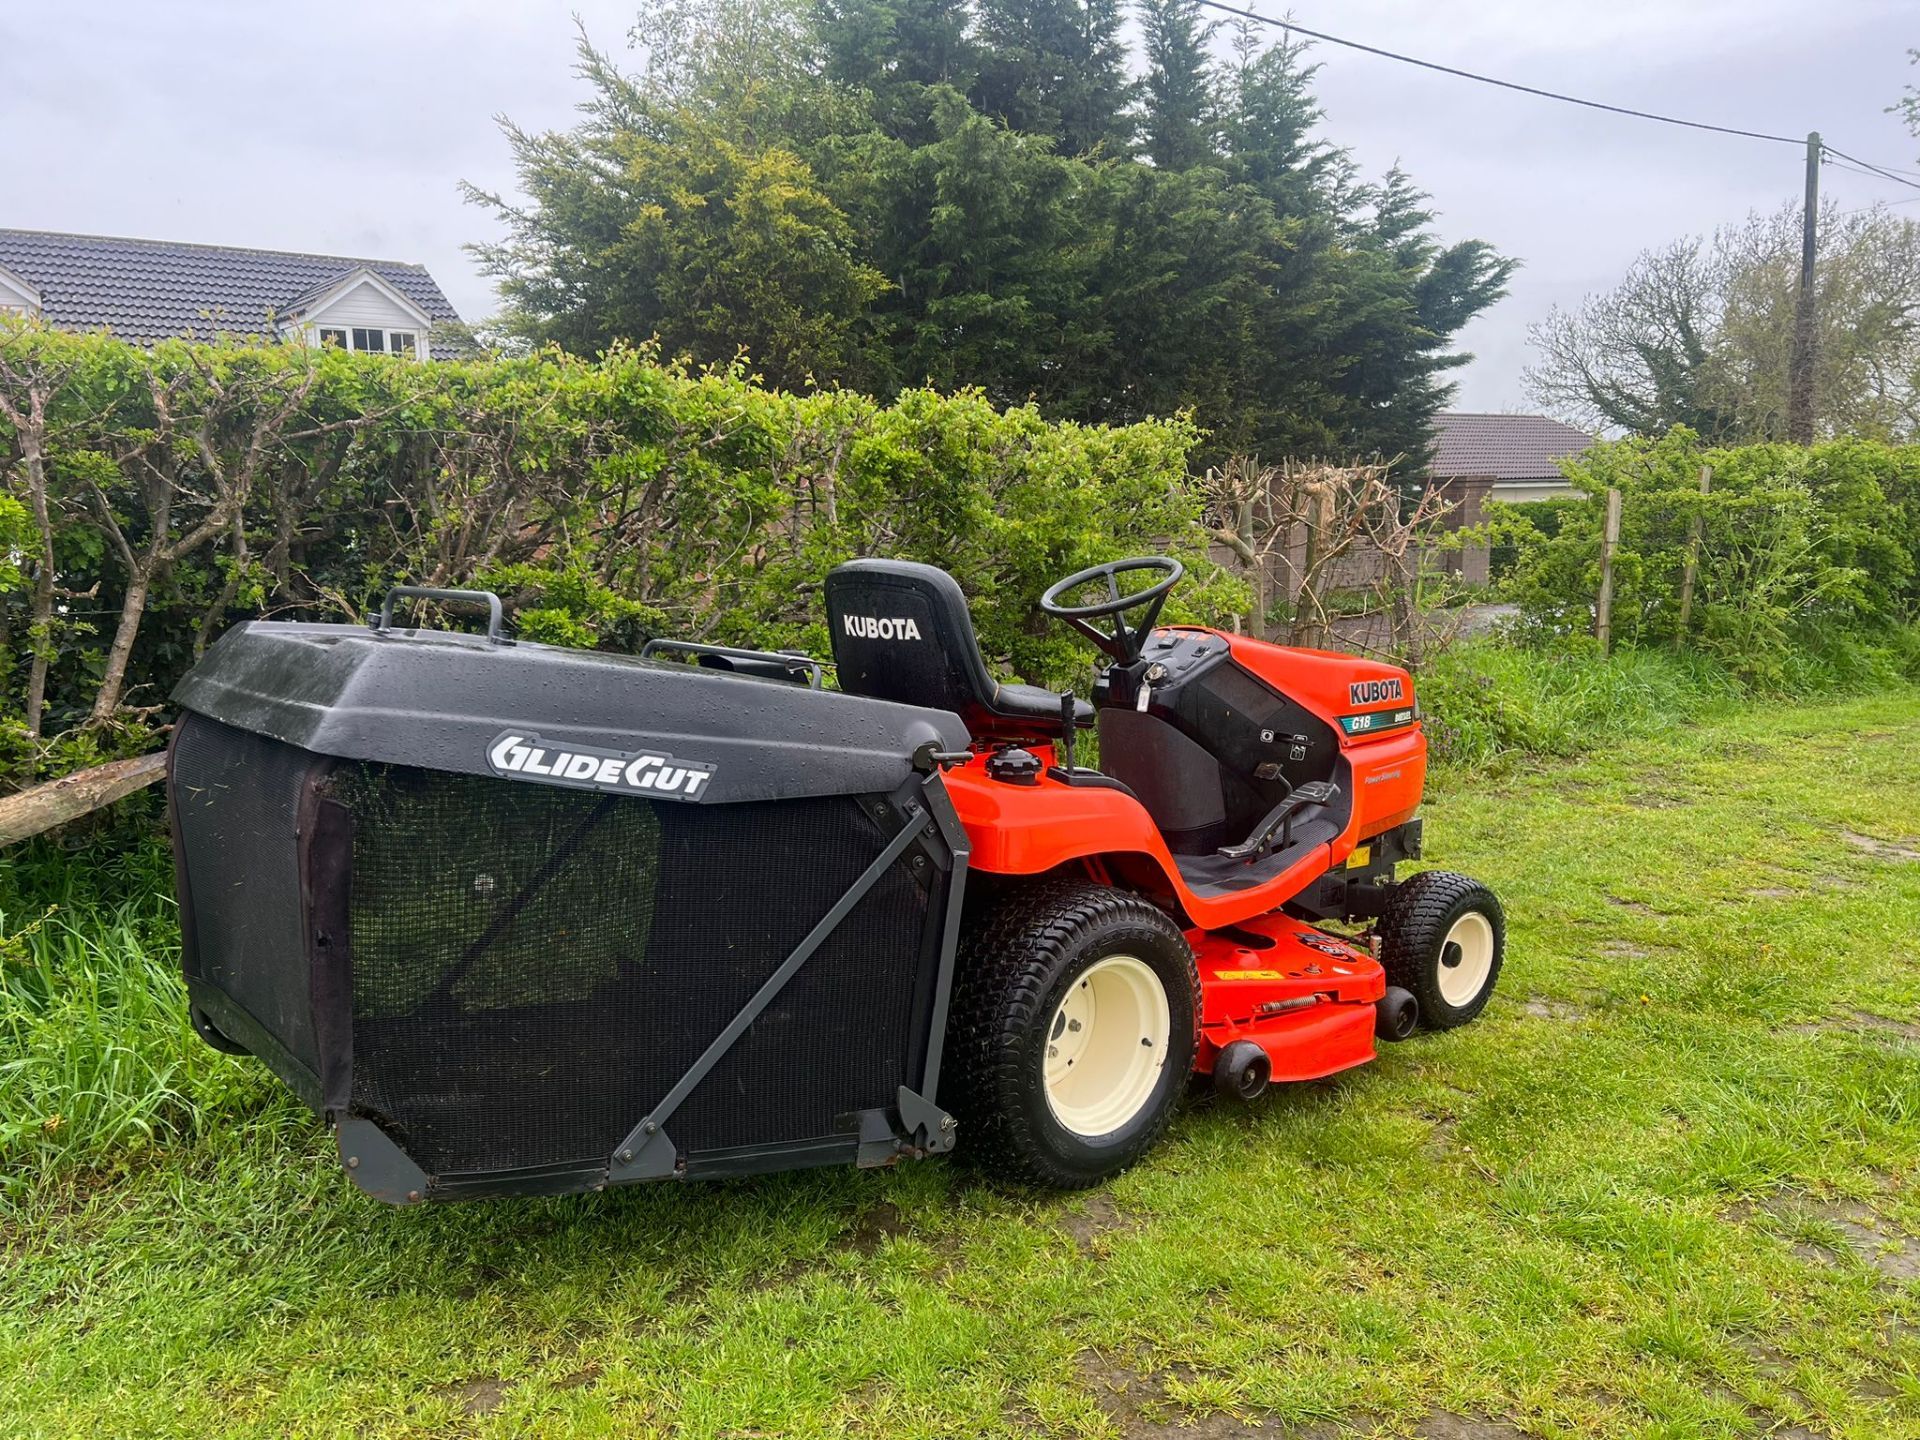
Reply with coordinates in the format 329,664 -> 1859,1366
1821,145 -> 1920,192
1824,155 -> 1920,192
1836,196 -> 1920,216
1825,157 -> 1888,181
1827,150 -> 1920,181
1194,0 -> 1920,188
1192,0 -> 1803,145
1825,160 -> 1891,185
1856,158 -> 1920,181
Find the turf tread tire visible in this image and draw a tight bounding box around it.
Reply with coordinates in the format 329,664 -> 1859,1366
946,880 -> 1199,1189
1378,870 -> 1504,1030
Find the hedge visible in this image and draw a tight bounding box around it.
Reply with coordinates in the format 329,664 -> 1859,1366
1491,428 -> 1920,687
0,322 -> 1229,791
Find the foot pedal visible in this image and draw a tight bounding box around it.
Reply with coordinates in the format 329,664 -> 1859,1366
1217,780 -> 1343,861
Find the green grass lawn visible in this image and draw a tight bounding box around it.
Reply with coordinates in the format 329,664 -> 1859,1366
4,694 -> 1919,1439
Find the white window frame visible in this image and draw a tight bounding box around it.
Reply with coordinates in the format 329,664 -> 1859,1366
315,326 -> 414,356
306,323 -> 426,358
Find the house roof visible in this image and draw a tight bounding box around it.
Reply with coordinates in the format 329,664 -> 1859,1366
1428,412 -> 1594,483
0,229 -> 466,345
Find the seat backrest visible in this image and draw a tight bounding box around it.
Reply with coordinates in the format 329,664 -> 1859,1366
825,559 -> 1005,734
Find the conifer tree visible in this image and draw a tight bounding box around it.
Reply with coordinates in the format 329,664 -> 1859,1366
473,1 -> 1514,464
972,0 -> 1135,156
1139,0 -> 1218,171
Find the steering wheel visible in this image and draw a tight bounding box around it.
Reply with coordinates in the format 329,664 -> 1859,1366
1039,556 -> 1185,663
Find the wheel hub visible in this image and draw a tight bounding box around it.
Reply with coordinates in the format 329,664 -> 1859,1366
1042,954 -> 1171,1138
1436,913 -> 1495,1007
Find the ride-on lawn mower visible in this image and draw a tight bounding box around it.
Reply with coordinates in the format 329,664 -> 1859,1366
168,557 -> 1502,1202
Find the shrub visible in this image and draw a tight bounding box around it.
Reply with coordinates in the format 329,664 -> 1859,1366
1419,620 -> 1920,774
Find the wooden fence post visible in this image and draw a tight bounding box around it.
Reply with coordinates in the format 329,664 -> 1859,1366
1674,464 -> 1712,647
1596,487 -> 1623,653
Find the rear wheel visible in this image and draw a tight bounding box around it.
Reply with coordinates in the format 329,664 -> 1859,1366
1378,870 -> 1504,1029
947,881 -> 1198,1188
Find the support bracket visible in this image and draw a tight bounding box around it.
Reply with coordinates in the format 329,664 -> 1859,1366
896,1085 -> 957,1154
337,1114 -> 431,1205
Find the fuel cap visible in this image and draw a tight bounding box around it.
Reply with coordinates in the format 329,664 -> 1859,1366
986,747 -> 1044,785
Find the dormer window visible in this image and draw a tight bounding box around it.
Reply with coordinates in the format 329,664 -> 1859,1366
289,267 -> 435,360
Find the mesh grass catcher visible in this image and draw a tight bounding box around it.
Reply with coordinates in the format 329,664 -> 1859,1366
168,588 -> 971,1205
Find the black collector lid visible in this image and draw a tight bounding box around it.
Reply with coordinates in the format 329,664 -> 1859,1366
172,619 -> 969,806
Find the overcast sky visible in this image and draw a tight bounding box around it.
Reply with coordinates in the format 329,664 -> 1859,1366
5,1 -> 1917,411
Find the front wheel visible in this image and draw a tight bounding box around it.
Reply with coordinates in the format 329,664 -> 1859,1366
1378,870 -> 1504,1029
947,881 -> 1198,1188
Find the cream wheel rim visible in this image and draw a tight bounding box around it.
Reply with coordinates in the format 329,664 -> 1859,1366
1437,911 -> 1496,1007
1042,955 -> 1171,1137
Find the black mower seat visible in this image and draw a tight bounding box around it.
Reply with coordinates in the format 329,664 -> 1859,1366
826,559 -> 1093,742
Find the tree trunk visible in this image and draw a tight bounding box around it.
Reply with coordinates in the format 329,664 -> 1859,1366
90,569 -> 151,724
1393,558 -> 1424,670
1293,483 -> 1333,651
1251,553 -> 1272,643
194,513 -> 248,659
20,430 -> 57,740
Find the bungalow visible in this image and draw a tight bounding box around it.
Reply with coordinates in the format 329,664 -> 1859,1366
1428,411 -> 1595,504
0,228 -> 468,358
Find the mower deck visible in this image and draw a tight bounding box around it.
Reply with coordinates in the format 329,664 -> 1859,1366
1190,914 -> 1385,1083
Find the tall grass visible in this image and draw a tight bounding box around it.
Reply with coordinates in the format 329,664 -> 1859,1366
0,837 -> 279,1195
1414,620 -> 1920,773
1417,642 -> 1741,772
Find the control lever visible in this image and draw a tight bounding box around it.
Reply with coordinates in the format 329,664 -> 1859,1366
1216,780 -> 1342,861
1058,690 -> 1078,772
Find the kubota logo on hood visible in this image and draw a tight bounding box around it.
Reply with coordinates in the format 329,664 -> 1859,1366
1348,676 -> 1405,707
843,613 -> 923,640
487,731 -> 716,800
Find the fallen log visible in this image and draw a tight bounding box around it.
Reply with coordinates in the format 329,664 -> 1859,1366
0,751 -> 168,848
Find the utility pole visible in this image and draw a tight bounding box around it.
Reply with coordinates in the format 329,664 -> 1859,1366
1786,131 -> 1820,445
